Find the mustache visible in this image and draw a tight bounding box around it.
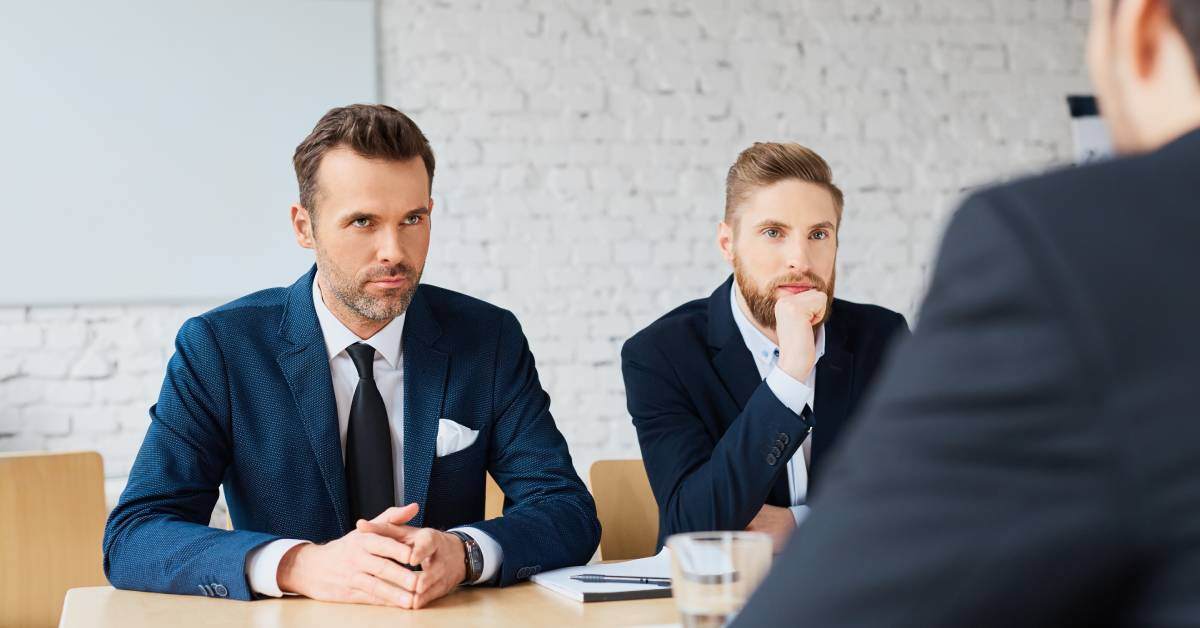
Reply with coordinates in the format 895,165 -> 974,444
361,264 -> 416,282
767,271 -> 827,293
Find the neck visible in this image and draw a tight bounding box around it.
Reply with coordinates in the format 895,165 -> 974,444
316,273 -> 389,340
733,284 -> 781,346
1137,109 -> 1200,152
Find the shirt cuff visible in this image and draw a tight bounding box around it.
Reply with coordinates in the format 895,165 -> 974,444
450,526 -> 503,585
765,366 -> 814,416
245,538 -> 309,598
790,505 -> 811,527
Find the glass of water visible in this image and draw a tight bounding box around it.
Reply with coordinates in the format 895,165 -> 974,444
666,531 -> 773,628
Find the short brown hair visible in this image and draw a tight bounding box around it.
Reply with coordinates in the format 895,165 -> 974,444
293,104 -> 436,213
724,142 -> 844,227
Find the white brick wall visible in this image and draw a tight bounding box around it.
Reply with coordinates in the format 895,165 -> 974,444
0,0 -> 1092,512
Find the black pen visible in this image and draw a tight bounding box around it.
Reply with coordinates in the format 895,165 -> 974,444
570,574 -> 671,587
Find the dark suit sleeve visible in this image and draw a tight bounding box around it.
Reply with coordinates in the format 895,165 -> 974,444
103,317 -> 279,600
466,311 -> 600,585
733,194 -> 1125,627
622,338 -> 811,539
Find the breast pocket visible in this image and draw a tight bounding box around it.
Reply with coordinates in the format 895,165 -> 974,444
431,434 -> 486,473
424,423 -> 488,529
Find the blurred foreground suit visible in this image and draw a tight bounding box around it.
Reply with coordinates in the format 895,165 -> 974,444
735,128 -> 1200,627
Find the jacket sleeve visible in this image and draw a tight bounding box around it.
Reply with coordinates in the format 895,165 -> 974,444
103,316 -> 279,600
622,336 -> 811,541
464,311 -> 601,585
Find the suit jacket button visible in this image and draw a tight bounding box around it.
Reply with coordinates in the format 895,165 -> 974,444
770,446 -> 783,457
517,567 -> 531,579
212,584 -> 228,598
197,585 -> 210,597
779,433 -> 789,445
766,453 -> 777,466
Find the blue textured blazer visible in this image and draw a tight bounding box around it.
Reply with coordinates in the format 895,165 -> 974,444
103,266 -> 599,600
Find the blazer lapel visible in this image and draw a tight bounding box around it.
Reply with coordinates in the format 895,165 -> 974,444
707,277 -> 763,416
400,287 -> 447,528
276,266 -> 351,531
811,303 -> 854,493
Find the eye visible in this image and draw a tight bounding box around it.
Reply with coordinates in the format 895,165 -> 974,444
351,217 -> 370,228
763,228 -> 782,239
811,230 -> 829,241
403,214 -> 423,226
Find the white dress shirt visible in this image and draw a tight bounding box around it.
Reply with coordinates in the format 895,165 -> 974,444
243,279 -> 502,597
729,282 -> 826,527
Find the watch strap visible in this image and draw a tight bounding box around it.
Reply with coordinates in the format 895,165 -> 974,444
448,530 -> 483,584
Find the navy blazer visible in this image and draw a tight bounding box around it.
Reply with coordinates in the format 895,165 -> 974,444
622,276 -> 908,546
103,267 -> 599,600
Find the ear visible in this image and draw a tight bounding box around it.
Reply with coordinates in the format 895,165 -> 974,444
1115,0 -> 1171,81
291,204 -> 315,250
717,220 -> 735,265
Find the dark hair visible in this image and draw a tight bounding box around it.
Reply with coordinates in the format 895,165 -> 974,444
292,104 -> 435,213
1116,0 -> 1200,75
1171,0 -> 1200,76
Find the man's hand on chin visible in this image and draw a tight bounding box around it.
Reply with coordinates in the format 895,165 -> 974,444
774,289 -> 828,383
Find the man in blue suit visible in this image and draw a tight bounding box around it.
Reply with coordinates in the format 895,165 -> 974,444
103,104 -> 600,608
623,142 -> 908,552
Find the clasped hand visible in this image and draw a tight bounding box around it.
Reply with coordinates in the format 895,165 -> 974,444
277,503 -> 468,609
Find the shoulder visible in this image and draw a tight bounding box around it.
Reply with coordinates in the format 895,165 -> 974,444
955,149 -> 1164,245
187,285 -> 290,339
831,298 -> 905,328
622,294 -> 709,362
416,284 -> 520,353
417,283 -> 511,327
829,298 -> 907,347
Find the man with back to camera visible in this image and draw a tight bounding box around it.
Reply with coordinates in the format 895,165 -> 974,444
734,0 -> 1200,625
622,142 -> 910,553
103,104 -> 599,609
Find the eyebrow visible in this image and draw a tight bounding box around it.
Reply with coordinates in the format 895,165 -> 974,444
343,206 -> 430,222
751,219 -> 836,231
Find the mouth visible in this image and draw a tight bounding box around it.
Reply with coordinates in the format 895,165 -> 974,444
776,283 -> 814,295
367,276 -> 408,289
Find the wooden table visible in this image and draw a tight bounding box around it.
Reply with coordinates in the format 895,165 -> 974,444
59,583 -> 680,627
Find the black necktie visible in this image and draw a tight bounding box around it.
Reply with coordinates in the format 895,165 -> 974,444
344,342 -> 395,521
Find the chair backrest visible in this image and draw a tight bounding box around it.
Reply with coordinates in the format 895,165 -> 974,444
0,451 -> 107,628
484,472 -> 503,520
589,459 -> 659,561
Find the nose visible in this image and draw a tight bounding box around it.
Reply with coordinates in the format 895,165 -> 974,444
375,227 -> 406,267
784,239 -> 813,273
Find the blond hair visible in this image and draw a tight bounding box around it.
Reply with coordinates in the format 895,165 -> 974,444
724,142 -> 844,226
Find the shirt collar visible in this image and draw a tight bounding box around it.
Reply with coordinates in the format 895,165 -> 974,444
730,279 -> 826,372
312,275 -> 405,368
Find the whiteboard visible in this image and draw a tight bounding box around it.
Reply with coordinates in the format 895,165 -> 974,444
0,0 -> 377,305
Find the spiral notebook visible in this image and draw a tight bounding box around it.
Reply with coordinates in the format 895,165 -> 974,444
531,548 -> 673,603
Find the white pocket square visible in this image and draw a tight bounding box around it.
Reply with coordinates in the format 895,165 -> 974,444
435,418 -> 480,457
